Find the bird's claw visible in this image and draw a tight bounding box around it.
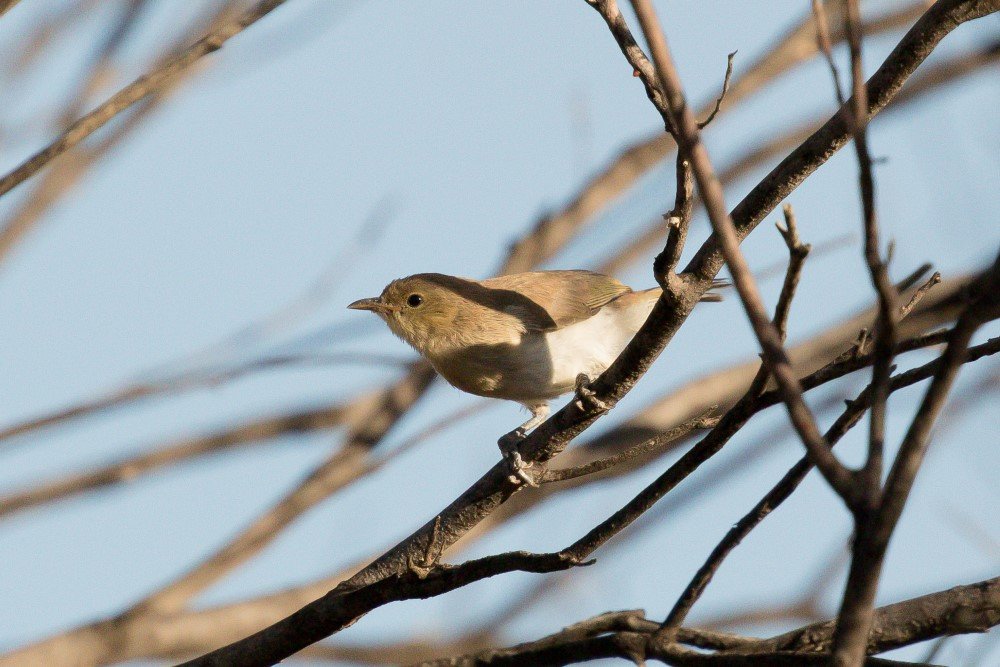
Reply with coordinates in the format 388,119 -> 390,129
497,429 -> 541,487
574,373 -> 608,412
506,450 -> 541,487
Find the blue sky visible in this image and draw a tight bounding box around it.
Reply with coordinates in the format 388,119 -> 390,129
0,1 -> 997,664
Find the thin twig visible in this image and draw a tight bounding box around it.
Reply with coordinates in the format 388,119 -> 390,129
654,153 -> 694,284
812,0 -> 848,106
505,0 -> 931,276
13,3 -> 992,664
698,51 -> 738,129
541,410 -> 718,483
594,40 -> 1000,279
773,205 -> 812,341
899,272 -> 942,319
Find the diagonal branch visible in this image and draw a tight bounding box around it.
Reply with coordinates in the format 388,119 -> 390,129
503,0 -> 928,275
831,254 -> 1000,664
0,0 -> 292,262
658,332 -> 1000,639
844,0 -> 898,502
627,0 -> 856,500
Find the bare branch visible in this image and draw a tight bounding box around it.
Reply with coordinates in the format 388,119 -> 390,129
899,272 -> 942,320
0,0 -> 292,262
414,576 -> 1000,666
773,205 -> 812,341
832,257 -> 1000,665
628,0 -> 856,500
749,576 -> 1000,656
11,3 -> 994,664
540,410 -> 718,483
596,40 -> 1000,278
179,4 -> 995,660
654,154 -> 694,284
812,0 -> 848,106
503,0 -> 926,275
698,51 -> 738,129
659,332 -> 1000,638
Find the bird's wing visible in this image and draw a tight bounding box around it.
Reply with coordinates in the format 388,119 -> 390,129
480,270 -> 632,330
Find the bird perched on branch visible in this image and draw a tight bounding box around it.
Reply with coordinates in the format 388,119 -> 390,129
349,270 -> 724,481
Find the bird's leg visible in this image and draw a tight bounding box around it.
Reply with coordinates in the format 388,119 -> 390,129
574,373 -> 608,412
497,403 -> 549,487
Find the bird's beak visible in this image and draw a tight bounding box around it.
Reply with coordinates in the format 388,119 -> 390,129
347,297 -> 393,314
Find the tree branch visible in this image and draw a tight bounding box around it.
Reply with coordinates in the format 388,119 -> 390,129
415,575 -> 1000,667
832,254 -> 1000,664
0,0 -> 292,262
658,332 -> 1000,639
628,0 -> 856,500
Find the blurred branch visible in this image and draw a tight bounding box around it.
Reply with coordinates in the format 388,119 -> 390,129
418,577 -> 999,665
4,2 -> 996,665
4,269 -> 982,665
165,195 -> 396,365
0,350 -> 406,444
0,401 -> 352,519
746,576 -> 1000,656
812,0 -> 848,106
0,0 -> 292,263
0,0 -> 21,19
0,396 -> 487,520
0,195 -> 395,445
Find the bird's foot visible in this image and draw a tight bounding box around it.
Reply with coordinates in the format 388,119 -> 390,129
574,373 -> 608,412
497,429 -> 541,487
498,427 -> 528,456
506,450 -> 542,487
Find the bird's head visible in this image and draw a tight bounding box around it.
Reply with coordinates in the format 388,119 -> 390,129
348,273 -> 483,353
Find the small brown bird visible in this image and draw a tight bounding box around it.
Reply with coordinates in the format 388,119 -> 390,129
348,270 -> 724,467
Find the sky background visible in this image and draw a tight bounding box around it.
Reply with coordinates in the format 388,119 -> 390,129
0,0 -> 998,664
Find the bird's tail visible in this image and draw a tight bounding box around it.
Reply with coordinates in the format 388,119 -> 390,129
699,278 -> 730,303
629,278 -> 729,309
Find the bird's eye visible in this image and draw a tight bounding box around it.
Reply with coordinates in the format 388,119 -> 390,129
407,294 -> 424,307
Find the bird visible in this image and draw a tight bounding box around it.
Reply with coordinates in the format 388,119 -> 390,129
348,270 -> 724,480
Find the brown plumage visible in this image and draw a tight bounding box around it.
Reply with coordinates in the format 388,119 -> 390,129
349,270 -> 724,438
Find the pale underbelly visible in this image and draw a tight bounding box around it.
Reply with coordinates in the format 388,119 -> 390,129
430,306 -> 642,403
